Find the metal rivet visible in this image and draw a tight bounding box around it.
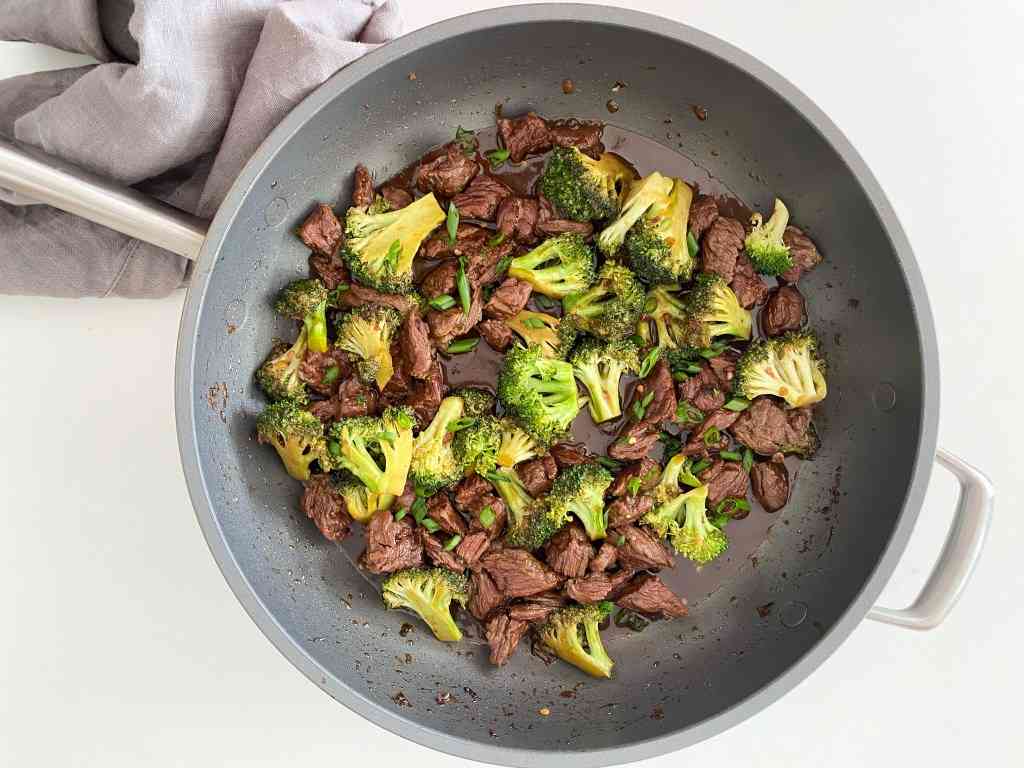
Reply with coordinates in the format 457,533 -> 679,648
264,196 -> 289,226
872,382 -> 897,412
780,601 -> 808,628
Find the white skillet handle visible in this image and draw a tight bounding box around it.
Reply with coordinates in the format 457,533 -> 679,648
868,449 -> 994,630
0,137 -> 208,259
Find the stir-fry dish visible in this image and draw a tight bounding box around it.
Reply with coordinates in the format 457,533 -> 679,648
254,113 -> 826,678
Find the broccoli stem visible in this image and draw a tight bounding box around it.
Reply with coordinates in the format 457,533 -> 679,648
403,586 -> 462,642
304,300 -> 329,353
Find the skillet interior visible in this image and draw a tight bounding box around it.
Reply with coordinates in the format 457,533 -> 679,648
177,8 -> 935,765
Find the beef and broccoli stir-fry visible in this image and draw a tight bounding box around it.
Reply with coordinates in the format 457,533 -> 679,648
254,113 -> 826,678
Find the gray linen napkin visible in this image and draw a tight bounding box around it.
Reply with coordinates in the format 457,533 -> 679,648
0,0 -> 402,298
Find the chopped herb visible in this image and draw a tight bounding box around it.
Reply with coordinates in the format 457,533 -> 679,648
626,477 -> 642,496
394,507 -> 408,521
684,363 -> 702,374
687,230 -> 699,258
615,534 -> 626,547
723,398 -> 750,412
322,365 -> 341,386
672,370 -> 689,382
479,506 -> 496,527
659,430 -> 682,458
487,231 -> 506,247
638,348 -> 660,379
596,456 -> 623,471
444,534 -> 462,551
455,126 -> 477,154
447,417 -> 476,433
614,609 -> 650,632
676,403 -> 704,424
742,448 -> 754,473
446,337 -> 479,354
703,426 -> 721,446
327,440 -> 341,458
690,458 -> 712,475
720,450 -> 743,461
533,294 -> 558,311
710,512 -> 730,529
429,294 -> 457,311
486,148 -> 511,167
385,239 -> 402,272
411,497 -> 428,523
447,201 -> 460,244
521,316 -> 548,329
495,252 -> 514,276
422,517 -> 441,533
699,343 -> 727,359
457,256 -> 471,315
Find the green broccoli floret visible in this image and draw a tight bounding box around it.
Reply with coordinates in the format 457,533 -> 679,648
255,332 -> 309,402
381,567 -> 469,642
334,305 -> 401,390
452,415 -> 502,476
641,454 -> 705,538
342,192 -> 446,292
625,178 -> 695,284
274,278 -> 329,353
562,261 -> 645,342
670,484 -> 727,565
256,400 -> 327,481
327,407 -> 414,496
538,146 -> 637,222
569,337 -> 640,423
636,285 -> 692,350
538,603 -> 615,678
493,469 -> 569,550
733,331 -> 827,408
680,273 -> 752,348
547,463 -> 614,541
333,472 -> 393,523
744,197 -> 793,275
451,387 -> 495,419
497,344 -> 580,446
495,419 -> 539,468
507,234 -> 597,299
595,172 -> 674,257
506,310 -> 577,359
410,395 -> 465,495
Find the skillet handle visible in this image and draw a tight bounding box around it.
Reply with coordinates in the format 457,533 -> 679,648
868,449 -> 994,630
0,137 -> 208,259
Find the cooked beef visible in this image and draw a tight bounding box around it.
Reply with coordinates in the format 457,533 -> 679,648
615,525 -> 674,570
419,260 -> 458,298
547,118 -> 605,158
731,397 -> 816,456
352,164 -> 374,208
455,530 -> 491,569
682,408 -> 741,455
516,455 -> 558,497
496,196 -> 540,244
688,195 -> 719,240
405,360 -> 446,428
335,283 -> 416,314
481,548 -> 562,598
607,429 -> 660,462
378,345 -> 412,407
707,350 -> 739,389
427,494 -> 467,536
615,574 -> 688,618
469,569 -> 504,621
300,475 -> 352,542
391,484 -> 417,518
379,184 -> 413,210
589,542 -> 618,573
415,142 -> 479,198
297,203 -> 342,257
751,453 -> 790,512
466,493 -> 507,540
610,360 -> 676,461
544,524 -> 592,578
451,174 -> 512,221
564,569 -> 634,604
485,612 -> 530,666
607,494 -> 654,529
760,285 -> 806,337
701,216 -> 745,282
478,319 -> 514,351
550,442 -> 590,468
298,348 -> 348,396
537,195 -> 595,237
426,285 -> 484,348
678,362 -> 726,415
731,252 -> 769,309
467,235 -> 516,289
497,112 -> 551,163
360,510 -> 423,574
310,376 -> 379,423
454,474 -> 493,512
309,251 -> 348,290
698,460 -> 750,509
484,277 -> 532,320
421,529 -> 464,571
421,223 -> 487,261
400,310 -> 434,379
780,225 -> 822,283
609,457 -> 660,497
507,592 -> 565,622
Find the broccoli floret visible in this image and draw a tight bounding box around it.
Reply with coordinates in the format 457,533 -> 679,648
680,273 -> 752,348
507,234 -> 597,299
333,472 -> 393,523
256,400 -> 327,481
569,337 -> 640,423
562,261 -> 645,342
733,331 -> 827,408
255,332 -> 309,402
327,407 -> 414,496
497,344 -> 580,446
506,310 -> 577,359
492,468 -> 569,550
342,192 -> 446,292
451,387 -> 495,419
547,463 -> 614,541
495,419 -> 539,468
636,285 -> 692,350
641,454 -> 705,537
381,567 -> 469,642
334,305 -> 401,390
744,197 -> 793,275
410,395 -> 465,495
274,278 -> 330,353
595,172 -> 674,257
538,146 -> 637,222
452,415 -> 502,476
625,178 -> 695,284
537,603 -> 615,678
670,484 -> 727,565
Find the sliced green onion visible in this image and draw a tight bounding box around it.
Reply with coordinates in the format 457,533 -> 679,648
684,363 -> 702,374
447,201 -> 460,244
628,334 -> 645,347
394,507 -> 408,521
710,512 -> 730,529
615,534 -> 626,547
638,348 -> 660,379
596,456 -> 623,471
495,253 -> 513,275
720,450 -> 743,461
429,294 -> 457,311
723,398 -> 750,412
703,426 -> 721,446
422,518 -> 440,533
690,458 -> 712,475
687,230 -> 699,258
487,148 -> 511,167
446,337 -> 479,355
479,506 -> 496,527
444,534 -> 462,551
672,370 -> 689,382
699,343 -> 727,359
447,417 -> 476,433
522,317 -> 547,329
457,256 -> 471,315
322,365 -> 341,386
487,231 -> 507,248
742,448 -> 754,473
327,440 -> 341,458
483,470 -> 508,484
626,476 -> 642,496
455,126 -> 476,154
411,497 -> 428,523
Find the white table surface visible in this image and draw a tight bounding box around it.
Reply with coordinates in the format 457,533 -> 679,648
2,1 -> 1020,765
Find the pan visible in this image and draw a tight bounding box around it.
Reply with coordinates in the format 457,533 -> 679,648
0,6 -> 994,766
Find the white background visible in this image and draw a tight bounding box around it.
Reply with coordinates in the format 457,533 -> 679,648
1,1 -> 1021,765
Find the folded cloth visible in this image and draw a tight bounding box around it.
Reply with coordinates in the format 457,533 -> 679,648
0,0 -> 402,298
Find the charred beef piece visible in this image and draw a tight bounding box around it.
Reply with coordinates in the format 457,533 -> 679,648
309,376 -> 379,423
485,612 -> 530,666
469,569 -> 505,621
466,494 -> 507,540
537,195 -> 594,237
421,529 -> 464,571
615,525 -> 674,570
609,360 -> 676,462
451,174 -> 512,221
564,569 -> 634,604
688,195 -> 719,240
405,360 -> 446,428
298,348 -> 348,396
615,574 -> 688,618
496,196 -> 540,244
415,142 -> 479,198
455,531 -> 491,570
335,283 -> 416,314
297,203 -> 342,257
300,475 -> 352,542
589,542 -> 619,573
426,285 -> 483,348
701,217 -> 745,283
751,453 -> 790,513
309,252 -> 348,290
550,442 -> 591,468
507,592 -> 565,622
419,260 -> 458,298
731,397 -> 816,456
352,164 -> 374,208
678,362 -> 726,415
544,523 -> 593,578
760,285 -> 806,337
682,409 -> 742,456
516,455 -> 558,497
481,548 -> 562,598
360,510 -> 423,574
547,118 -> 605,158
497,112 -> 552,163
399,310 -> 434,379
484,277 -> 532,320
731,252 -> 769,309
454,475 -> 493,512
478,320 -> 514,351
379,184 -> 413,210
427,494 -> 468,536
780,226 -> 822,283
699,460 -> 750,509
609,457 -> 660,497
606,494 -> 654,529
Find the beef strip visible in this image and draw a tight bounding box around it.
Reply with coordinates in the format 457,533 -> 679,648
607,429 -> 660,462
615,525 -> 674,570
418,260 -> 458,298
352,164 -> 374,208
427,494 -> 467,536
415,142 -> 479,198
297,203 -> 342,257
516,455 -> 558,497
451,174 -> 512,221
455,530 -> 491,569
421,223 -> 488,261
335,283 -> 416,314
731,397 -> 817,456
688,195 -> 719,240
481,548 -> 562,598
399,310 -> 434,379
405,360 -> 446,428
698,460 -> 750,509
609,360 -> 676,462
485,612 -> 530,666
760,285 -> 806,337
454,475 -> 492,511
298,348 -> 348,396
682,408 -> 742,456
484,277 -> 532,320
701,216 -> 745,283
564,569 -> 634,604
544,523 -> 593,578
469,569 -> 505,621
606,494 -> 654,529
360,510 -> 423,574
497,112 -> 552,163
478,320 -> 514,351
421,529 -> 465,571
537,195 -> 594,237
426,285 -> 484,348
751,453 -> 790,513
731,252 -> 769,309
780,226 -> 822,283
615,574 -> 688,618
609,457 -> 660,497
589,542 -> 619,573
300,475 -> 352,542
550,442 -> 591,468
547,118 -> 605,158
678,362 -> 726,415
309,252 -> 348,290
496,196 -> 540,244
507,592 -> 565,622
379,184 -> 413,210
